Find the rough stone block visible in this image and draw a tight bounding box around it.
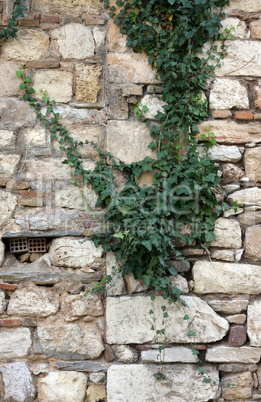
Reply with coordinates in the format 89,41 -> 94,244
0,191 -> 17,229
87,384 -> 106,402
221,17 -> 247,39
55,185 -> 97,210
61,293 -> 103,321
210,78 -> 249,110
0,318 -> 21,327
33,0 -> 102,14
222,163 -> 245,184
107,85 -> 129,120
255,83 -> 261,110
0,130 -> 16,148
244,225 -> 261,261
0,362 -> 36,402
225,0 -> 261,12
114,345 -> 138,363
24,158 -> 74,180
24,126 -> 46,147
227,187 -> 261,206
198,144 -> 243,162
2,29 -> 49,61
55,361 -> 107,372
226,314 -> 246,325
141,347 -> 197,363
0,328 -> 31,359
235,111 -> 253,120
247,301 -> 261,346
107,364 -> 219,402
51,23 -> 94,60
0,241 -> 5,267
0,63 -> 21,97
229,326 -> 247,347
221,372 -> 253,400
140,94 -> 166,119
245,147 -> 261,182
207,297 -> 249,314
0,154 -> 20,179
75,64 -> 102,103
106,252 -> 126,296
38,371 -> 87,402
211,218 -> 242,248
251,20 -> 261,39
206,346 -> 261,363
33,70 -> 73,103
107,20 -> 128,52
0,98 -> 36,130
106,295 -> 228,344
0,290 -> 6,313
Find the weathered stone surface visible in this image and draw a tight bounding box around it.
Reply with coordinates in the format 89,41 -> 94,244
114,345 -> 138,363
211,249 -> 243,262
225,0 -> 261,12
55,361 -> 107,372
24,158 -> 78,180
61,293 -> 103,320
89,373 -> 106,384
0,63 -> 21,97
32,363 -> 49,375
207,297 -> 249,315
228,187 -> 261,206
222,183 -> 240,194
0,328 -> 31,359
244,225 -> 261,261
87,384 -> 106,402
0,98 -> 36,130
226,314 -> 246,325
198,120 -> 261,144
7,283 -> 59,317
0,130 -> 16,148
193,261 -> 261,294
107,53 -> 156,84
247,301 -> 261,346
106,295 -> 228,344
49,238 -> 103,268
0,241 -> 5,268
33,71 -> 73,103
140,95 -> 166,119
0,290 -> 6,314
211,218 -> 242,248
107,20 -> 128,52
238,210 -> 261,226
38,371 -> 87,402
210,79 -> 249,110
229,326 -> 247,347
221,18 -> 247,39
107,85 -> 129,120
255,82 -> 261,110
75,64 -> 102,103
0,154 -> 20,179
0,362 -> 36,402
223,207 -> 244,218
206,346 -> 261,363
222,163 -> 244,184
141,347 -> 197,364
51,24 -> 94,60
221,372 -> 253,400
251,20 -> 261,39
106,252 -> 126,296
0,271 -> 102,285
107,121 -> 156,164
34,0 -> 101,14
199,144 -> 243,162
0,191 -> 17,229
219,363 -> 257,373
124,272 -> 147,294
107,364 -> 219,402
55,186 -> 97,210
93,27 -> 105,48
24,126 -> 46,147
245,148 -> 261,182
35,322 -> 104,359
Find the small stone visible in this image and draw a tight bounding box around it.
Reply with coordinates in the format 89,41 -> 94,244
0,98 -> 36,130
106,252 -> 126,296
55,361 -> 107,373
61,293 -> 103,320
223,207 -> 243,218
32,362 -> 49,375
87,384 -> 106,402
93,27 -> 105,47
210,78 -> 249,110
0,318 -> 21,327
75,64 -> 102,103
226,314 -> 246,325
221,18 -> 247,39
221,372 -> 253,400
90,373 -> 106,384
211,249 -> 239,262
212,110 -> 232,119
250,20 -> 261,39
104,344 -> 115,362
206,346 -> 261,363
229,326 -> 247,347
107,20 -> 128,52
207,297 -> 249,314
33,70 -> 73,103
0,362 -> 36,402
34,0 -> 102,14
124,272 -> 147,294
0,283 -> 16,291
225,0 -> 261,12
199,144 -> 243,163
141,347 -> 197,363
222,163 -> 245,184
0,241 -> 5,267
211,218 -> 242,248
0,129 -> 16,146
0,271 -> 102,285
140,94 -> 166,119
6,180 -> 29,190
0,328 -> 31,359
21,198 -> 44,207
222,183 -> 240,194
0,154 -> 21,179
114,345 -> 138,363
24,126 -> 46,147
22,317 -> 37,327
245,225 -> 261,261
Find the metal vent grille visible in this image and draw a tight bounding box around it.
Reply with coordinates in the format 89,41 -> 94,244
9,238 -> 28,254
28,238 -> 46,253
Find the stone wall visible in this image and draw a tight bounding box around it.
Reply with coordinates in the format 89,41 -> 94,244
0,0 -> 261,400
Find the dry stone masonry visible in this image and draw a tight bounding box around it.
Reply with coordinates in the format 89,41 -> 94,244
0,0 -> 261,400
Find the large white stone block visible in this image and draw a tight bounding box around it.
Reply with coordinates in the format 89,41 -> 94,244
0,362 -> 36,402
0,328 -> 31,359
211,218 -> 242,248
210,79 -> 249,110
247,301 -> 261,346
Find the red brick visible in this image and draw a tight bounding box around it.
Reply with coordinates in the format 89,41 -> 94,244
235,112 -> 254,120
193,345 -> 207,350
229,325 -> 247,347
26,61 -> 60,69
104,345 -> 115,362
18,19 -> 40,27
136,345 -> 151,351
34,14 -> 41,20
19,190 -> 45,198
0,283 -> 17,291
41,15 -> 60,23
228,13 -> 244,19
0,318 -> 21,327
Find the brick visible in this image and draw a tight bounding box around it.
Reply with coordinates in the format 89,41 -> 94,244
41,15 -> 60,23
0,283 -> 17,291
19,190 -> 44,198
104,345 -> 115,362
84,15 -> 105,25
26,61 -> 60,69
229,325 -> 247,347
136,345 -> 151,351
228,13 -> 244,18
212,110 -> 232,119
194,345 -> 207,350
235,112 -> 253,120
0,318 -> 22,327
6,181 -> 29,190
18,19 -> 40,27
34,14 -> 41,20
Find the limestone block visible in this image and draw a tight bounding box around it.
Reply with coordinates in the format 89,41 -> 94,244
7,0 -> 29,15
0,98 -> 36,130
255,83 -> 261,110
238,210 -> 261,226
107,21 -> 128,52
198,120 -> 261,144
141,347 -> 197,364
222,183 -> 240,194
7,283 -> 59,317
0,241 -> 4,267
107,120 -> 156,164
0,130 -> 15,148
206,346 -> 261,363
33,71 -> 73,103
0,191 -> 17,229
244,225 -> 261,261
75,64 -> 102,103
87,384 -> 106,402
140,95 -> 166,119
250,20 -> 261,39
225,0 -> 261,12
106,295 -> 228,344
33,0 -> 101,14
199,144 -> 243,162
221,18 -> 248,39
221,372 -> 253,400
211,218 -> 242,248
245,148 -> 261,181
227,187 -> 261,206
24,158 -> 76,180
38,371 -> 87,402
193,261 -> 261,294
0,362 -> 36,402
0,154 -> 20,179
2,29 -> 49,61
0,328 -> 31,359
106,252 -> 126,296
211,249 -> 243,262
51,24 -> 94,60
49,238 -> 103,268
24,126 -> 46,147
0,63 -> 21,97
207,297 -> 249,314
107,364 -> 219,402
226,314 -> 246,325
222,163 -> 244,184
247,300 -> 261,346
113,345 -> 138,363
55,186 -> 97,210
210,79 -> 249,110
61,293 -> 103,320
35,322 -> 104,359
107,53 -> 156,84
93,27 -> 106,48
223,207 -> 244,218
0,290 -> 6,314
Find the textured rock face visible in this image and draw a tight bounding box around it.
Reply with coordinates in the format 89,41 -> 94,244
35,322 -> 104,359
61,293 -> 104,320
206,346 -> 261,363
51,24 -> 94,60
49,238 -> 103,268
199,144 -> 243,162
33,0 -> 101,14
107,364 -> 219,402
0,362 -> 36,402
210,79 -> 249,109
38,371 -> 87,402
245,147 -> 261,181
107,53 -> 156,83
140,95 -> 166,119
221,18 -> 247,39
33,71 -> 73,103
0,63 -> 22,97
75,64 -> 102,103
0,154 -> 21,179
244,225 -> 261,261
207,297 -> 249,314
7,283 -> 59,317
141,347 -> 197,364
106,295 -> 228,344
0,191 -> 17,229
247,301 -> 261,346
193,261 -> 261,294
221,372 -> 253,400
0,328 -> 31,358
107,121 -> 156,164
2,29 -> 49,61
0,98 -> 36,130
87,384 -> 106,401
227,187 -> 261,206
55,186 -> 97,210
113,345 -> 138,363
251,20 -> 261,39
211,218 -> 242,248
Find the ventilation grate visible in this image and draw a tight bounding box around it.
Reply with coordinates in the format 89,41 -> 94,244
28,238 -> 46,253
9,238 -> 28,254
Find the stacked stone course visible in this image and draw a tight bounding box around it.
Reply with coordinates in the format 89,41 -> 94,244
0,0 -> 261,400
